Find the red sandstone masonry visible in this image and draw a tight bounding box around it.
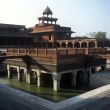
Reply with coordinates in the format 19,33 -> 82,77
6,48 -> 107,57
6,48 -> 107,65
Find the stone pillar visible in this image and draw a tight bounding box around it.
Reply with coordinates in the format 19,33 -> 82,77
17,66 -> 21,81
53,78 -> 60,92
24,68 -> 31,84
60,43 -> 62,48
66,42 -> 68,48
95,41 -> 97,48
24,68 -> 27,82
27,73 -> 31,84
53,73 -> 60,92
7,64 -> 11,79
87,42 -> 89,48
72,43 -> 74,48
37,70 -> 41,87
71,71 -> 77,87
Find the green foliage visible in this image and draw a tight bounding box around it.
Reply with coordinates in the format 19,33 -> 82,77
88,32 -> 107,41
95,32 -> 106,41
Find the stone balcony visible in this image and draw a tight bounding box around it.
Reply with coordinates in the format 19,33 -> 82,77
6,48 -> 107,58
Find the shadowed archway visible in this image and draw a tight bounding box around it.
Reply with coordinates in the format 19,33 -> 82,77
61,42 -> 66,48
89,42 -> 95,48
81,42 -> 87,48
74,42 -> 80,48
67,42 -> 73,48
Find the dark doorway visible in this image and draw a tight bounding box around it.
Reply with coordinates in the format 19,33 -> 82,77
101,66 -> 105,71
76,71 -> 89,88
74,42 -> 80,48
60,73 -> 72,89
67,42 -> 73,48
31,71 -> 37,84
89,42 -> 95,48
10,67 -> 18,79
40,73 -> 53,87
20,69 -> 26,82
81,42 -> 87,48
76,71 -> 84,87
91,68 -> 96,74
61,42 -> 66,48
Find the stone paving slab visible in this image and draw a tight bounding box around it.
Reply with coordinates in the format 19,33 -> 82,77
0,84 -> 53,110
0,84 -> 110,110
52,84 -> 110,110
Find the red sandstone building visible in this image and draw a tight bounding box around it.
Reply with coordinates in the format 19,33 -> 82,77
0,7 -> 108,91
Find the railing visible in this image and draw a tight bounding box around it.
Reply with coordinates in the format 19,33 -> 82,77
57,48 -> 85,56
85,48 -> 107,54
7,48 -> 57,58
6,48 -> 107,58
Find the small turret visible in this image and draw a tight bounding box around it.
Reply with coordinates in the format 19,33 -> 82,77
43,6 -> 53,17
38,6 -> 58,25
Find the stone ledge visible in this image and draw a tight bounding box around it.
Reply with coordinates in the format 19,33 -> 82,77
0,84 -> 110,110
54,84 -> 110,110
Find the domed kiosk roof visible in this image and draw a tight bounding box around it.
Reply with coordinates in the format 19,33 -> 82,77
43,6 -> 53,15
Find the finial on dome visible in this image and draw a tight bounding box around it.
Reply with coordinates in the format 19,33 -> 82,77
43,6 -> 53,15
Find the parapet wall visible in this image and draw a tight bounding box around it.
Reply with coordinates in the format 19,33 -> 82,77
6,48 -> 107,67
6,48 -> 107,58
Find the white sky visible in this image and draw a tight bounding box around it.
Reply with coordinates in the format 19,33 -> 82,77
0,0 -> 110,37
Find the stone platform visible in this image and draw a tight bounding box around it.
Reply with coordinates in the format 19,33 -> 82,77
0,84 -> 110,110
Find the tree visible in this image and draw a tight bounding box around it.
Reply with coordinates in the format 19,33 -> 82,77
94,32 -> 106,41
88,32 -> 107,41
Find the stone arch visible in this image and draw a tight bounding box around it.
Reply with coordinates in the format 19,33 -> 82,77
61,42 -> 66,48
74,42 -> 80,48
96,66 -> 105,72
81,42 -> 87,48
89,42 -> 95,48
67,42 -> 73,48
96,66 -> 102,72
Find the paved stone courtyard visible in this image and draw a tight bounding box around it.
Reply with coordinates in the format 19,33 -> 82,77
0,84 -> 110,110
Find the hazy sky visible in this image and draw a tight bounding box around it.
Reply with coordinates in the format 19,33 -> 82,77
0,0 -> 110,37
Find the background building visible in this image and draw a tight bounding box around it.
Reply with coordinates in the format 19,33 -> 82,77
0,7 -> 109,91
